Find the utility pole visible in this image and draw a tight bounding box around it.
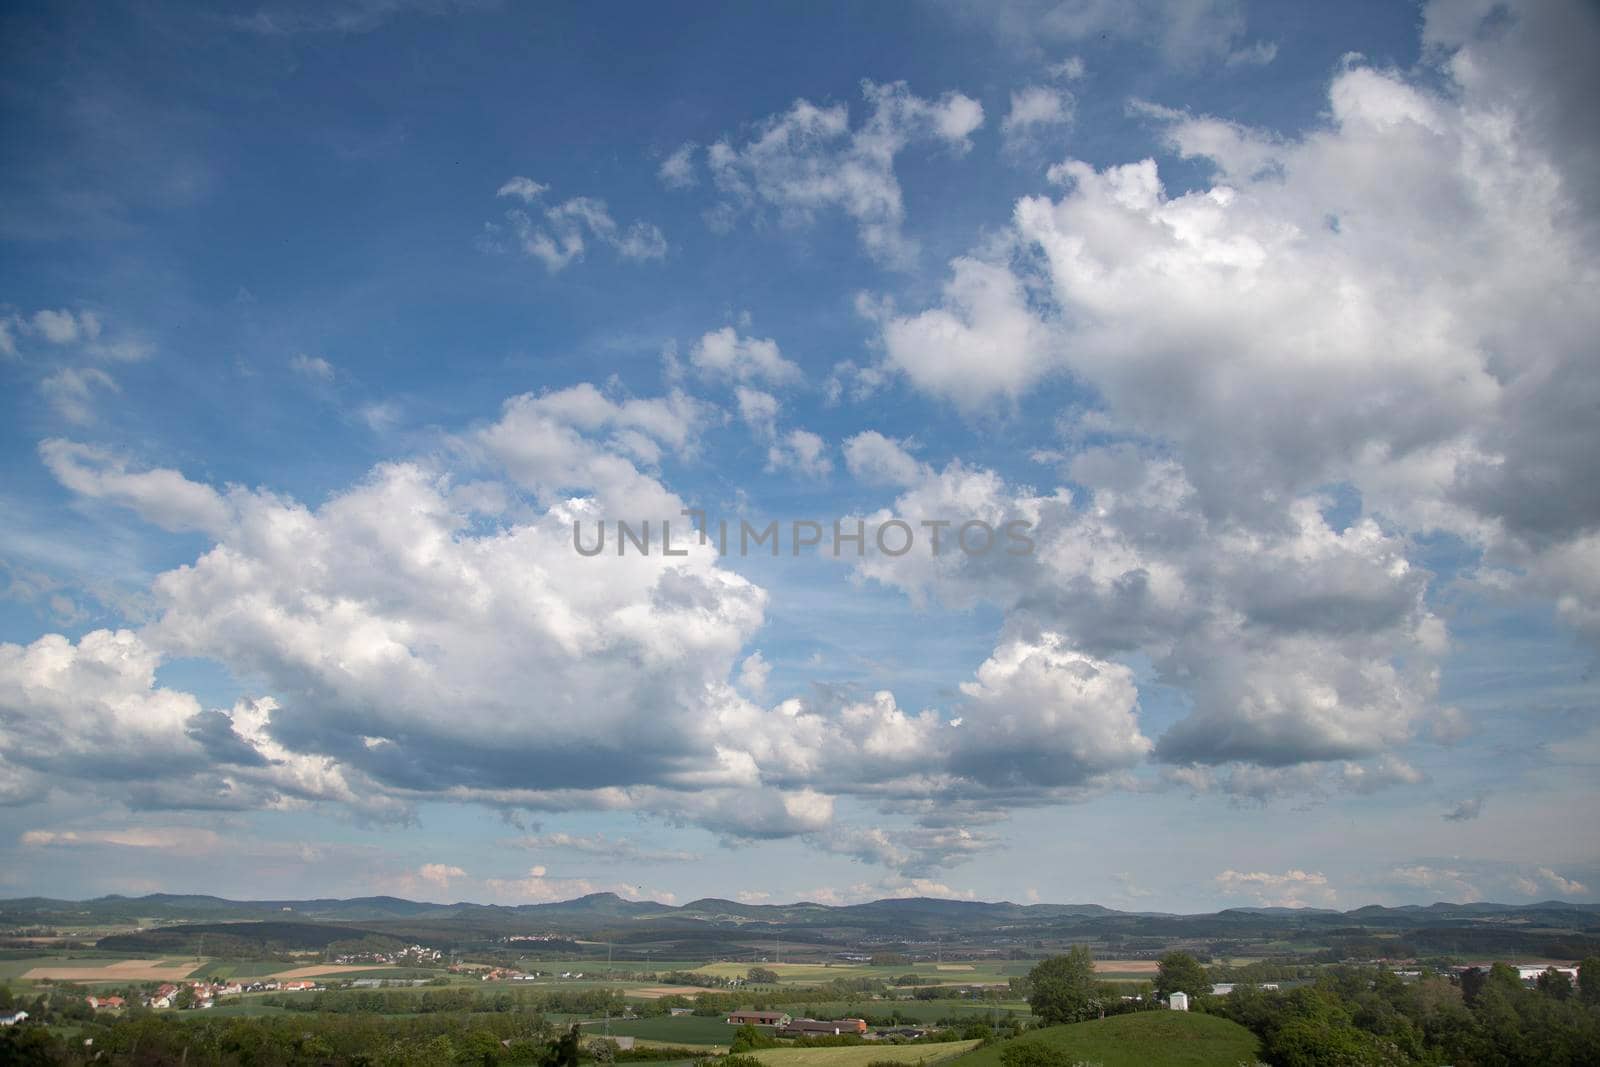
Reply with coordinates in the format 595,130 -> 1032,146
605,941 -> 613,1038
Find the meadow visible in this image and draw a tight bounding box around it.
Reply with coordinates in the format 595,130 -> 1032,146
945,1013 -> 1262,1067
746,1040 -> 981,1067
577,1015 -> 737,1046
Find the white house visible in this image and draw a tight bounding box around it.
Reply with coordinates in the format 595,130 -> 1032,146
1168,992 -> 1190,1011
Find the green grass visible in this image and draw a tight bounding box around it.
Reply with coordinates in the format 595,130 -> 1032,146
947,1013 -> 1260,1067
746,1040 -> 980,1067
579,1016 -> 738,1046
790,1001 -> 1030,1025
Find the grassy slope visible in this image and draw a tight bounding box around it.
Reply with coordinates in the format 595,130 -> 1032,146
747,1040 -> 980,1067
579,1015 -> 738,1045
947,1013 -> 1260,1067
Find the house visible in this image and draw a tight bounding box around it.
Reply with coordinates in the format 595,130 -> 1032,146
87,996 -> 125,1011
0,1011 -> 28,1027
727,1010 -> 790,1026
1168,992 -> 1190,1011
779,1018 -> 867,1037
669,1007 -> 694,1016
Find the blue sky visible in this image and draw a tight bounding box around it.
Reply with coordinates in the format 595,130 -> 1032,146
1,0 -> 1597,912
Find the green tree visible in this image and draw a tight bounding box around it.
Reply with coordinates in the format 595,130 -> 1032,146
747,967 -> 780,985
1536,967 -> 1573,1000
1155,951 -> 1208,1000
1578,956 -> 1600,1006
1025,946 -> 1100,1025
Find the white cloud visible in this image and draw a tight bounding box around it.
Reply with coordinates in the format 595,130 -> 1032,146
485,179 -> 667,270
1225,41 -> 1277,67
417,863 -> 466,888
32,308 -> 100,345
1215,868 -> 1336,908
39,439 -> 232,534
1001,86 -> 1075,151
843,431 -> 926,487
868,257 -> 1058,410
736,651 -> 771,697
690,327 -> 802,387
658,143 -> 698,189
496,176 -> 548,203
40,367 -> 118,424
289,353 -> 335,381
706,80 -> 983,265
766,429 -> 832,479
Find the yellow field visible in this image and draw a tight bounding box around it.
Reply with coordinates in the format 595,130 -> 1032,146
625,984 -> 727,998
1091,960 -> 1159,975
748,1041 -> 980,1067
21,958 -> 199,982
933,964 -> 974,972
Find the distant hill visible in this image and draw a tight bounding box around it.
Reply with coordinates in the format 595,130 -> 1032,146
3,891 -> 1596,959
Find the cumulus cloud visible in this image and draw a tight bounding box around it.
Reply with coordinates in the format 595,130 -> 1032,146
690,327 -> 802,387
846,450 -> 1444,774
867,257 -> 1058,410
873,3 -> 1600,567
1001,86 -> 1075,152
0,629 -> 389,816
705,80 -> 983,265
766,429 -> 832,479
483,178 -> 667,270
39,439 -> 232,534
843,432 -> 926,487
417,862 -> 466,888
1215,867 -> 1336,909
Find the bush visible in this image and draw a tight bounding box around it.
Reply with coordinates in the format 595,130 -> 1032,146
999,1040 -> 1074,1067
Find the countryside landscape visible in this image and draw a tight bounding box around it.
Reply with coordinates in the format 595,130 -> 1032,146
3,892 -> 1599,1063
3,0 -> 1599,1063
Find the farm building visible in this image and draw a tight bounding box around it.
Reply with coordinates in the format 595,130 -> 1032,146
1168,992 -> 1190,1011
727,1010 -> 790,1026
779,1018 -> 868,1037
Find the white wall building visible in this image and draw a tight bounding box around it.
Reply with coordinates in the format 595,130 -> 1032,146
1169,992 -> 1190,1011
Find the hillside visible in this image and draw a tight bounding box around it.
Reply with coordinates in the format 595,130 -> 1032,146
947,1013 -> 1261,1067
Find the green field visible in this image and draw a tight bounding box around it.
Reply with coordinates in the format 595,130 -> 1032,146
694,962 -> 1021,986
579,1015 -> 738,1046
947,1013 -> 1260,1067
787,1001 -> 1030,1024
748,1040 -> 980,1067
